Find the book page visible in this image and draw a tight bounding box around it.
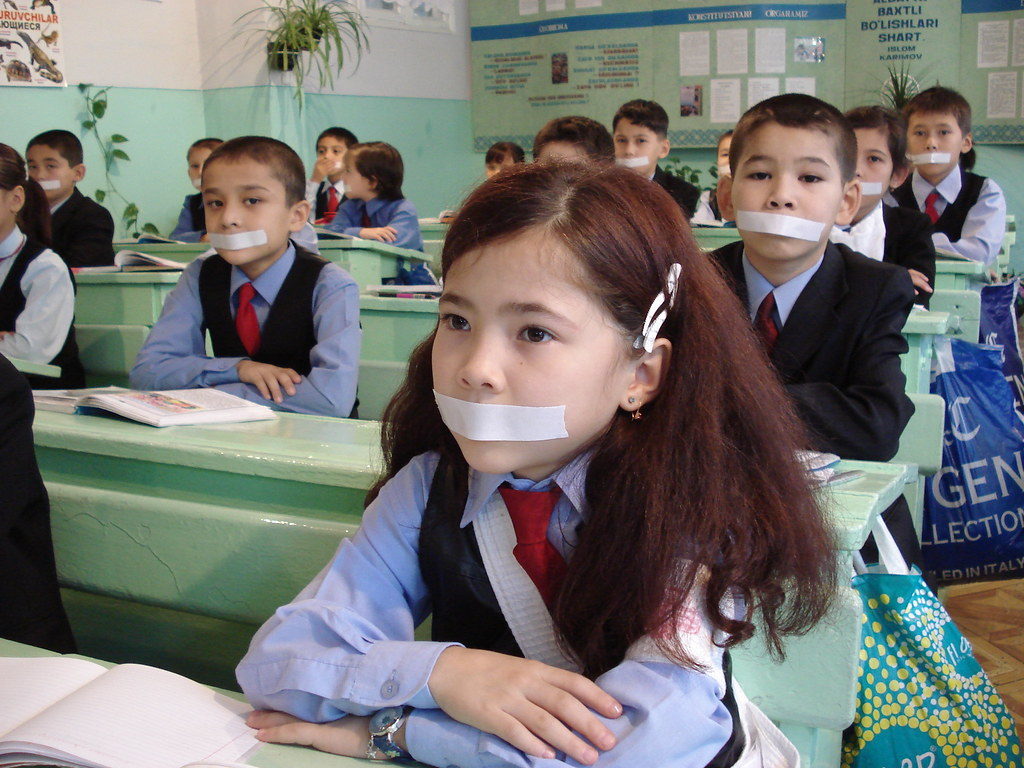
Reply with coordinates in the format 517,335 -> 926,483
114,251 -> 186,269
0,658 -> 106,739
3,663 -> 259,768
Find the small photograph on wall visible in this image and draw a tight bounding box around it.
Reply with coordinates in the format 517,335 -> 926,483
0,0 -> 65,87
794,37 -> 825,64
680,85 -> 703,117
551,53 -> 569,84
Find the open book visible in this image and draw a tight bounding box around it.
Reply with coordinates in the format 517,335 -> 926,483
74,251 -> 188,274
0,656 -> 259,768
33,387 -> 276,427
313,226 -> 352,240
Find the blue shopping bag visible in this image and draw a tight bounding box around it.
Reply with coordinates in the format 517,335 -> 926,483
923,336 -> 1024,583
842,519 -> 1022,768
980,279 -> 1024,415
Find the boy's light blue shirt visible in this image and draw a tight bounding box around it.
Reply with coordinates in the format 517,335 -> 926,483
236,451 -> 734,768
742,249 -> 824,327
129,242 -> 360,418
910,169 -> 1005,266
324,196 -> 424,251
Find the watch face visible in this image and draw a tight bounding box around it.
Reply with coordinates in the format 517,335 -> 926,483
370,706 -> 404,735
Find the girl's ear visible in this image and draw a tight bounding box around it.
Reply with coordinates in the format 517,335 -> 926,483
621,339 -> 671,413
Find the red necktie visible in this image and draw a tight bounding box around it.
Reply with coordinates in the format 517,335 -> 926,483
235,282 -> 261,356
361,205 -> 372,228
925,190 -> 941,224
323,186 -> 339,224
499,486 -> 567,609
755,291 -> 779,354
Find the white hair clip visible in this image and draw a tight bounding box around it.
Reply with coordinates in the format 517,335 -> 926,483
634,262 -> 681,354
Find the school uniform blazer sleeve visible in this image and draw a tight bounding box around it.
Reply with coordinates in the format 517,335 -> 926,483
169,194 -> 204,243
237,453 -> 732,768
50,189 -> 115,269
882,204 -> 936,308
713,241 -> 915,462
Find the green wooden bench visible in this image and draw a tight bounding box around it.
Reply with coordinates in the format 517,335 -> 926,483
33,408 -> 908,767
8,356 -> 60,378
934,255 -> 987,291
929,289 -> 982,342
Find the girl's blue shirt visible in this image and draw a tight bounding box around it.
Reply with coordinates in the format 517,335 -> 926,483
236,451 -> 732,767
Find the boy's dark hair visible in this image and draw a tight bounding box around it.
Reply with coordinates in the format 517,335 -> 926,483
188,137 -> 223,155
27,129 -> 83,167
349,141 -> 405,200
845,106 -> 909,176
202,136 -> 306,205
533,116 -> 614,161
485,141 -> 525,166
903,86 -> 976,171
612,99 -> 669,138
729,94 -> 857,182
317,127 -> 359,148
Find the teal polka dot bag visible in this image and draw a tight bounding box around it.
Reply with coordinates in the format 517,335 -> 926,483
842,519 -> 1021,768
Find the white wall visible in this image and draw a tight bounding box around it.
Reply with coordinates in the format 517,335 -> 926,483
60,0 -> 201,88
195,0 -> 471,101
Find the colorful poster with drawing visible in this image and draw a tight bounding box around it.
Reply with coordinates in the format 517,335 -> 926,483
0,0 -> 64,87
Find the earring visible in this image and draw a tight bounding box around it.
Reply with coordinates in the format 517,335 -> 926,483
631,400 -> 643,421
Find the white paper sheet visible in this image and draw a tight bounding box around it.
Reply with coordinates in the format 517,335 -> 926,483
747,77 -> 780,108
785,77 -> 816,96
987,71 -> 1017,119
710,78 -> 742,124
679,30 -> 710,76
978,20 -> 1010,69
755,28 -> 786,73
716,28 -> 748,75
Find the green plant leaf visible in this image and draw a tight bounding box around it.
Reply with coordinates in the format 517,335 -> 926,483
110,134 -> 128,144
123,203 -> 139,219
77,83 -> 90,93
95,189 -> 106,202
111,149 -> 130,161
91,100 -> 107,118
142,222 -> 160,235
81,120 -> 95,130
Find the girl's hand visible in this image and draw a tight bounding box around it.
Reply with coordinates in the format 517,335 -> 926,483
247,710 -> 373,757
907,268 -> 933,296
429,646 -> 622,765
358,226 -> 398,243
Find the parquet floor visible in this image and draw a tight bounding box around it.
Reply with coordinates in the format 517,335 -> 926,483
943,578 -> 1024,744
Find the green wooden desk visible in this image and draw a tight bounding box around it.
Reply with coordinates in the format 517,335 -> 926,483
693,225 -> 742,251
33,405 -> 907,767
929,288 -> 982,341
0,638 -> 379,768
418,220 -> 447,266
8,355 -> 60,378
900,309 -> 950,394
317,239 -> 430,290
934,256 -> 987,290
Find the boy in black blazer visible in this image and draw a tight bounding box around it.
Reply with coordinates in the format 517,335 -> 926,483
26,130 -> 114,269
713,94 -> 922,568
612,99 -> 699,219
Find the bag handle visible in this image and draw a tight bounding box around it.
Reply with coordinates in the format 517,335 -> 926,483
852,517 -> 911,577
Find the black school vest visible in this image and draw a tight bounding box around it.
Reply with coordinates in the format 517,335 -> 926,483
198,245 -> 326,376
0,237 -> 85,390
417,458 -> 745,766
892,169 -> 985,243
187,193 -> 205,234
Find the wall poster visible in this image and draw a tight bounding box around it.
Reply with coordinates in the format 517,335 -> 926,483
0,0 -> 64,87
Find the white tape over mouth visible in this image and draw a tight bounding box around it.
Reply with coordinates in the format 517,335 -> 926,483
717,163 -> 731,178
434,390 -> 568,442
207,230 -> 269,250
735,211 -> 827,242
858,181 -> 884,196
907,152 -> 952,165
616,156 -> 649,169
37,178 -> 61,191
191,177 -> 202,190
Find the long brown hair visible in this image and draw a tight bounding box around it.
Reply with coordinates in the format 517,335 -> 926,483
0,143 -> 52,246
372,162 -> 836,678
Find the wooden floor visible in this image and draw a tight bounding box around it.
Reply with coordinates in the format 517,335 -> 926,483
943,578 -> 1024,744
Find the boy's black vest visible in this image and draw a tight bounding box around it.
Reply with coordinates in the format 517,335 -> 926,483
187,193 -> 205,235
892,169 -> 986,243
0,237 -> 85,390
198,245 -> 326,375
418,457 -> 745,766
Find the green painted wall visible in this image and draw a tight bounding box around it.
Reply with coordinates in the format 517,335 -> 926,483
7,84 -> 479,238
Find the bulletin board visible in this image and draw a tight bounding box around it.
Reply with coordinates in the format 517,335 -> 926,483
960,0 -> 1024,144
470,0 -> 1024,149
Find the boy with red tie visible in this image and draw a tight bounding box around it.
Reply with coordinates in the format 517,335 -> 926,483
307,127 -> 358,225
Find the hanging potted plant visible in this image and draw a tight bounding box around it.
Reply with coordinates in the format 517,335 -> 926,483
240,0 -> 369,106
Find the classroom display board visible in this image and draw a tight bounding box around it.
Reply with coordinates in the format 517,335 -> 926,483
0,0 -> 64,87
470,0 -> 1024,149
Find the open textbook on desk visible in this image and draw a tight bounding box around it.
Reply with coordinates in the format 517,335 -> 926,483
0,656 -> 258,768
32,387 -> 276,427
73,251 -> 187,274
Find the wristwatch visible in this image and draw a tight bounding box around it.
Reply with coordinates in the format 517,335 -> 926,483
366,705 -> 414,763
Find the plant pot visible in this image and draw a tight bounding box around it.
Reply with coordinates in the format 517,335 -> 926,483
267,41 -> 300,72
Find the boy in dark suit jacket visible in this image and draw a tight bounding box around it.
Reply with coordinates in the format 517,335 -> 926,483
26,130 -> 115,269
306,126 -> 358,225
612,99 -> 699,219
713,94 -> 922,567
